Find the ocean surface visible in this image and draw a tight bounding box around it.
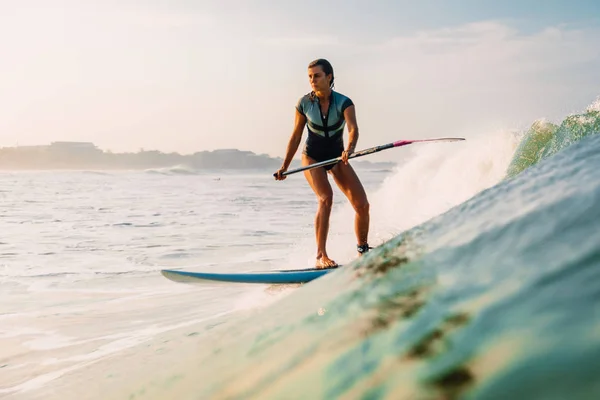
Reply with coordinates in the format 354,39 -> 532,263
1,99 -> 599,399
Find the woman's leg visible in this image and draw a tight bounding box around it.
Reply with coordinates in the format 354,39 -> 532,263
330,162 -> 370,255
302,154 -> 337,268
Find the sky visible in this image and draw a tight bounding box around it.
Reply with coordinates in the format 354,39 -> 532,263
1,0 -> 599,160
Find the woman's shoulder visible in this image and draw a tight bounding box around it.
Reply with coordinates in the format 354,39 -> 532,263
296,92 -> 315,115
332,90 -> 351,101
296,92 -> 316,109
297,92 -> 314,103
332,91 -> 354,110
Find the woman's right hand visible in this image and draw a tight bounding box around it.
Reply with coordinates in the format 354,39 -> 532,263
274,167 -> 287,181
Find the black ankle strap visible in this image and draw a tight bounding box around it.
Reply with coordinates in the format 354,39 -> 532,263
357,243 -> 371,254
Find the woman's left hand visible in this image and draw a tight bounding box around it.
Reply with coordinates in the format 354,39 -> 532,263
342,149 -> 353,164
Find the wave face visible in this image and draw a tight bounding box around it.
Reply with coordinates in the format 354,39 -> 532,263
134,105 -> 600,399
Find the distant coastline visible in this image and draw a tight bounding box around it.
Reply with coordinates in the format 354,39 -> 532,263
0,141 -> 395,171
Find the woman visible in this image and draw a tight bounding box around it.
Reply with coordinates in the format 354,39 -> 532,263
274,59 -> 370,269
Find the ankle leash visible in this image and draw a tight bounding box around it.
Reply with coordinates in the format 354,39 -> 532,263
357,243 -> 372,254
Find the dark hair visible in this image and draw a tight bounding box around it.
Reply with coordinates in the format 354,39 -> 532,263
308,58 -> 335,89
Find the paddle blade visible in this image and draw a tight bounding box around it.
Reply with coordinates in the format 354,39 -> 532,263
392,137 -> 466,147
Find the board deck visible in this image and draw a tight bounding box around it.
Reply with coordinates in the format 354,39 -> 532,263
161,266 -> 339,284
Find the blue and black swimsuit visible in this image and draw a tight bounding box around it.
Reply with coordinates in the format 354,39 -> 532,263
296,91 -> 354,170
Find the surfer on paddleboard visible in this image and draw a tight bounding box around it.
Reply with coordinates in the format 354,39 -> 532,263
274,59 -> 370,269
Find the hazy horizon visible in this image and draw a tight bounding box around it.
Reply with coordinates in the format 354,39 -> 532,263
1,0 -> 599,162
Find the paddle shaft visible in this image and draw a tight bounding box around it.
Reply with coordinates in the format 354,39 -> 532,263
275,137 -> 464,177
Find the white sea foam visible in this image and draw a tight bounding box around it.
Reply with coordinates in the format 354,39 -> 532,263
586,97 -> 600,113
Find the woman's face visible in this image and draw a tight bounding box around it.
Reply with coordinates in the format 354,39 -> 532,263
308,66 -> 331,92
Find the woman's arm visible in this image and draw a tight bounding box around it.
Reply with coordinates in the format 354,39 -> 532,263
274,110 -> 306,180
342,105 -> 358,164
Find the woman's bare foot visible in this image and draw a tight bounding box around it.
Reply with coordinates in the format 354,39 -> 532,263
316,255 -> 338,269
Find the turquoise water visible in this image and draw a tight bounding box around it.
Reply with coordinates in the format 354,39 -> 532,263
138,106 -> 600,399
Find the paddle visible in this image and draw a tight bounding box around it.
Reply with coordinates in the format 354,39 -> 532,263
275,137 -> 465,177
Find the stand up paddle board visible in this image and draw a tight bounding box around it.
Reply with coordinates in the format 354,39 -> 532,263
161,267 -> 339,284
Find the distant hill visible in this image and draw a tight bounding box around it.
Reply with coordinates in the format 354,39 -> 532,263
0,142 -> 396,171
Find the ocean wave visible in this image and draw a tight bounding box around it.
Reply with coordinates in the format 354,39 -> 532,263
81,171 -> 113,176
507,97 -> 600,178
158,132 -> 600,399
144,164 -> 200,175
